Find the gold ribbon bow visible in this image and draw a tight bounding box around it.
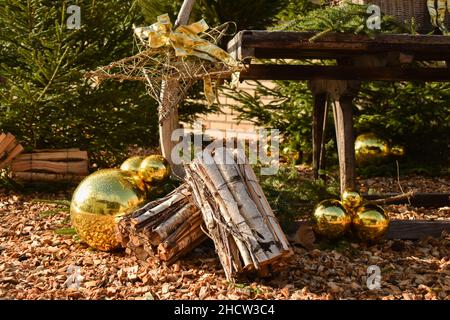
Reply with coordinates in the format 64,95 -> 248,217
134,14 -> 240,105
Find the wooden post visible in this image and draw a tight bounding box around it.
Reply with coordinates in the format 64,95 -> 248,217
159,0 -> 196,178
312,93 -> 327,180
332,95 -> 356,193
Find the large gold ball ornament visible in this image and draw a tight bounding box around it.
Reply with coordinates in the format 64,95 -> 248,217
355,133 -> 390,165
352,204 -> 390,242
341,190 -> 363,212
70,169 -> 147,251
312,199 -> 352,239
138,155 -> 170,184
120,156 -> 144,174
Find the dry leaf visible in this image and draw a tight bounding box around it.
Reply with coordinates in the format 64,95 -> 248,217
293,224 -> 316,250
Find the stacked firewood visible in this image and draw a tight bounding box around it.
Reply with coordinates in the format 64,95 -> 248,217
118,147 -> 292,280
11,148 -> 88,182
185,147 -> 292,279
117,184 -> 207,265
0,133 -> 24,170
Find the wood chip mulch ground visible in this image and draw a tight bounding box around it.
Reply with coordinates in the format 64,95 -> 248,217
0,174 -> 449,300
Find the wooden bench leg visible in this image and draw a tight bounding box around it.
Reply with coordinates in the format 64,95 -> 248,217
312,93 -> 327,180
332,95 -> 356,194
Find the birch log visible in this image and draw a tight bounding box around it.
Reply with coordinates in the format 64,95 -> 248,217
185,147 -> 292,280
117,183 -> 206,264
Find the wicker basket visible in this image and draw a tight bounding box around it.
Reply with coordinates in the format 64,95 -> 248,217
338,0 -> 450,33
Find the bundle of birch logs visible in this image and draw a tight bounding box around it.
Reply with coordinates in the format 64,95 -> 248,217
185,147 -> 292,279
117,184 -> 207,265
119,147 -> 292,280
0,133 -> 24,170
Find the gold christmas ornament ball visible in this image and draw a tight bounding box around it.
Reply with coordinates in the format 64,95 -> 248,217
120,156 -> 144,174
70,169 -> 147,251
352,204 -> 390,242
138,155 -> 170,184
312,199 -> 352,239
390,144 -> 405,157
341,190 -> 363,211
355,133 -> 390,165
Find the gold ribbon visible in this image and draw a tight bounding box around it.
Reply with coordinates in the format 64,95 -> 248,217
135,14 -> 240,105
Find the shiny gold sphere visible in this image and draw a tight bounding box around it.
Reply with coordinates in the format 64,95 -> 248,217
390,144 -> 405,157
138,155 -> 170,184
355,133 -> 390,165
312,199 -> 352,239
120,156 -> 144,174
352,204 -> 390,242
70,169 -> 147,251
341,190 -> 363,212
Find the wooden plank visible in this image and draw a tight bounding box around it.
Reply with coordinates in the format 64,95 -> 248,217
14,150 -> 88,162
0,144 -> 24,169
228,31 -> 450,61
333,95 -> 356,194
365,193 -> 450,208
11,160 -> 88,175
239,64 -> 450,82
287,220 -> 450,240
312,93 -> 327,180
0,133 -> 14,155
13,172 -> 86,182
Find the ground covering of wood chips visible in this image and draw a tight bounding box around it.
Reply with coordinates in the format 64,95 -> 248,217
0,174 -> 449,300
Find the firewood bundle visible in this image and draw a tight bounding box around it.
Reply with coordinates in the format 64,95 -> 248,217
11,148 -> 88,182
0,133 -> 24,170
185,147 -> 292,280
117,184 -> 207,265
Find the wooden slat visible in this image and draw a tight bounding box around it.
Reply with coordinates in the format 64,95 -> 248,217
0,133 -> 14,155
364,193 -> 450,207
13,172 -> 86,182
0,144 -> 24,169
239,64 -> 450,82
287,220 -> 450,240
228,31 -> 450,61
11,160 -> 88,175
14,150 -> 88,162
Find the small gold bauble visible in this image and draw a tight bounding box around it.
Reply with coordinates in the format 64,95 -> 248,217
312,199 -> 352,239
70,169 -> 147,251
390,145 -> 405,157
341,190 -> 363,212
120,156 -> 144,174
138,155 -> 170,184
352,204 -> 390,242
355,133 -> 390,165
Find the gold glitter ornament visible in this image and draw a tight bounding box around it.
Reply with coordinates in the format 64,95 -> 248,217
352,204 -> 390,242
138,155 -> 171,184
70,169 -> 147,251
120,156 -> 144,174
341,190 -> 363,212
312,199 -> 352,239
355,133 -> 390,165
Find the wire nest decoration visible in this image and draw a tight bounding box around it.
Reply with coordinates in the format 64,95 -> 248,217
86,14 -> 243,123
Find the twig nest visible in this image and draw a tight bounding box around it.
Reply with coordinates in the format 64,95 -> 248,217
341,190 -> 362,213
312,199 -> 352,239
138,155 -> 171,184
70,169 -> 147,251
352,204 -> 390,242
